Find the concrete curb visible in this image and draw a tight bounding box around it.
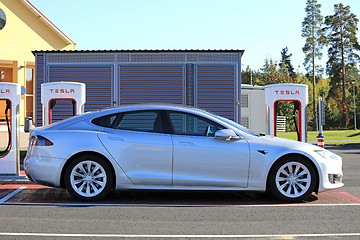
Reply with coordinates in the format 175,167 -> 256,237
0,175 -> 32,184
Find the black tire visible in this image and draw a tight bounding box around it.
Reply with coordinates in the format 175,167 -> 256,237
267,156 -> 317,203
64,155 -> 113,201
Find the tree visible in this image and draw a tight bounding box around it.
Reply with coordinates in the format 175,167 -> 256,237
258,58 -> 290,86
241,65 -> 253,85
302,0 -> 326,131
279,47 -> 296,80
324,3 -> 360,128
258,58 -> 297,132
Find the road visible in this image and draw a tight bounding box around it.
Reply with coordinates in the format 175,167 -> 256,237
0,146 -> 359,239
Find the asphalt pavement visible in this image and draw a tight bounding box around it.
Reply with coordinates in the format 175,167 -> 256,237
0,203 -> 359,239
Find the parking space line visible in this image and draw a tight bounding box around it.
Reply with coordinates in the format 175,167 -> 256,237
0,232 -> 359,238
0,186 -> 27,204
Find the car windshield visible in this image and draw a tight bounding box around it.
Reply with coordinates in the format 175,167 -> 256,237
202,111 -> 258,136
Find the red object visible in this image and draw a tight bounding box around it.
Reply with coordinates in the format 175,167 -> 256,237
48,98 -> 76,124
317,137 -> 325,148
33,136 -> 54,146
273,100 -> 302,141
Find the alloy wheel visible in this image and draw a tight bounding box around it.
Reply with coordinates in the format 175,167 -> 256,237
70,160 -> 107,198
275,161 -> 311,198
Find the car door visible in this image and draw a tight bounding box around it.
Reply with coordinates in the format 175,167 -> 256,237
96,110 -> 173,185
168,111 -> 250,187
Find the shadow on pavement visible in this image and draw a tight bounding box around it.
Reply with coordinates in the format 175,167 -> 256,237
4,187 -> 322,206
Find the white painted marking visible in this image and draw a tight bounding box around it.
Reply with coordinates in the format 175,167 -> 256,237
2,201 -> 360,207
0,186 -> 27,204
0,232 -> 359,238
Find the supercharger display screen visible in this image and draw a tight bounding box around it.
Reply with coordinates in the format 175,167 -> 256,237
0,99 -> 11,157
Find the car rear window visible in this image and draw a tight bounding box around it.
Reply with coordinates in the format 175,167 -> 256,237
92,114 -> 118,128
91,111 -> 163,133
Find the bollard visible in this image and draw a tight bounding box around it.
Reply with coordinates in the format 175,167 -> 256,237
24,116 -> 32,133
317,98 -> 325,148
317,134 -> 325,148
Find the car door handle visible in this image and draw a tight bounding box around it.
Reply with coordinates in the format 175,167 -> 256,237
179,141 -> 195,146
107,136 -> 124,141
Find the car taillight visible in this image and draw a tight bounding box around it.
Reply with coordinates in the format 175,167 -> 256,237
32,136 -> 54,146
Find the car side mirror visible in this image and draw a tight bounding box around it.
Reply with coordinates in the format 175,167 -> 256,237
215,129 -> 242,140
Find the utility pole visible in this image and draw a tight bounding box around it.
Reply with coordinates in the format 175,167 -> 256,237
352,81 -> 357,130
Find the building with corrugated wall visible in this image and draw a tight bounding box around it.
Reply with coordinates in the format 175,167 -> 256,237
33,50 -> 244,127
240,84 -> 267,134
0,0 -> 75,127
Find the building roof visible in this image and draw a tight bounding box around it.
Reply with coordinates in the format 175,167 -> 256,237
33,49 -> 245,55
241,84 -> 265,90
20,0 -> 75,45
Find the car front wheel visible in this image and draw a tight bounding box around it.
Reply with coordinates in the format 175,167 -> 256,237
268,156 -> 317,202
64,155 -> 113,201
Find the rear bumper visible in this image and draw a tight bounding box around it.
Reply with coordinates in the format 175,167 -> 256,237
24,155 -> 64,187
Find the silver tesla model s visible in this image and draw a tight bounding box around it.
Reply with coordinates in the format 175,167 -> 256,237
25,104 -> 343,202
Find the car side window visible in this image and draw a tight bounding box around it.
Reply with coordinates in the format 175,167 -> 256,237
116,111 -> 162,133
168,112 -> 223,137
92,114 -> 118,128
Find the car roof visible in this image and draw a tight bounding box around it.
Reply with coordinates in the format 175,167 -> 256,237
45,103 -> 214,129
97,103 -> 205,114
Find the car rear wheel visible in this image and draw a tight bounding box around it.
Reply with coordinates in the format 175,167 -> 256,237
64,155 -> 113,201
268,156 -> 317,202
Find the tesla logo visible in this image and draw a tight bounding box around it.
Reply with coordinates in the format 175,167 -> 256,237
275,90 -> 300,95
0,89 -> 10,94
50,89 -> 75,94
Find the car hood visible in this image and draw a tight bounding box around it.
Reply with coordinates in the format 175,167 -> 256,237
251,135 -> 321,152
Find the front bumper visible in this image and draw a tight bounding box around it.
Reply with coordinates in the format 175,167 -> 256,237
316,156 -> 344,192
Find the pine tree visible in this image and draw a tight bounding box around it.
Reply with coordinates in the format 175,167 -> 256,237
302,0 -> 326,131
241,65 -> 253,85
279,47 -> 296,79
324,3 -> 360,128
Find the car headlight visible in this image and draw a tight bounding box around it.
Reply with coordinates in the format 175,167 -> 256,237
314,149 -> 341,160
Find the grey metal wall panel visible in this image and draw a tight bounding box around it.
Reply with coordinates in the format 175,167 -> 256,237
48,65 -> 113,123
119,65 -> 184,104
185,64 -> 195,106
196,65 -> 236,120
49,99 -> 75,124
35,53 -> 45,126
34,51 -> 243,126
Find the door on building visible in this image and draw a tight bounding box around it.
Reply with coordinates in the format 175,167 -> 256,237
26,65 -> 35,120
119,64 -> 184,105
0,67 -> 12,83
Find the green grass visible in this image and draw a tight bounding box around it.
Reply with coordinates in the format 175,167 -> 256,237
277,129 -> 360,145
20,150 -> 27,166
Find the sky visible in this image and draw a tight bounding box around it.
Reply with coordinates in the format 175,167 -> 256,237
29,0 -> 360,74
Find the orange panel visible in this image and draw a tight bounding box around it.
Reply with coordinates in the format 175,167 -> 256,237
0,100 -> 5,120
0,100 -> 11,122
0,67 -> 13,83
